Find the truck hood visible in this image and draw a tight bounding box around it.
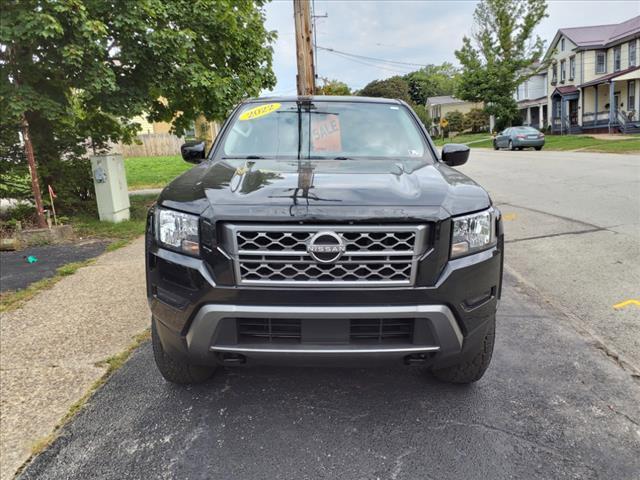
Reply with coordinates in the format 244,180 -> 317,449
159,158 -> 490,218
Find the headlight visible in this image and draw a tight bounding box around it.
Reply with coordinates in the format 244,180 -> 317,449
450,208 -> 495,258
156,208 -> 200,256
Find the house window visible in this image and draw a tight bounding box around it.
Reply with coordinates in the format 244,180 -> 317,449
561,38 -> 565,51
614,46 -> 621,72
630,41 -> 637,67
629,80 -> 636,114
560,60 -> 566,82
596,51 -> 606,74
551,63 -> 558,84
569,56 -> 575,80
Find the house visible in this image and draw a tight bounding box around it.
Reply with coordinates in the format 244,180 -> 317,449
514,63 -> 548,129
544,15 -> 639,134
425,95 -> 485,135
123,114 -> 220,157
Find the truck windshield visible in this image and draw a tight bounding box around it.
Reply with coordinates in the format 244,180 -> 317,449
218,101 -> 431,161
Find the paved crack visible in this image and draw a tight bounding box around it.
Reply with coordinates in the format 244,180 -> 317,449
495,202 -> 610,231
426,420 -> 599,475
505,227 -> 606,244
390,448 -> 416,480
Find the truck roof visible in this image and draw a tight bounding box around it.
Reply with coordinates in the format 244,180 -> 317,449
244,95 -> 402,104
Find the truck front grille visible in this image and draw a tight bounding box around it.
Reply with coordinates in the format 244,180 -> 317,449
222,224 -> 428,287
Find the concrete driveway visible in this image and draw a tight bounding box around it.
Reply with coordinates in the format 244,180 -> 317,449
14,150 -> 640,479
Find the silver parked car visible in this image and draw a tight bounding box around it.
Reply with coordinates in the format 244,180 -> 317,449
493,126 -> 545,151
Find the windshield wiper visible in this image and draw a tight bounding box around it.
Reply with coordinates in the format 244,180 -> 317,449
333,156 -> 351,160
222,155 -> 266,159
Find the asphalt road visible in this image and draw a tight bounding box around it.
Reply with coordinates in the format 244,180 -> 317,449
0,241 -> 108,292
459,149 -> 640,373
17,271 -> 640,480
16,149 -> 640,479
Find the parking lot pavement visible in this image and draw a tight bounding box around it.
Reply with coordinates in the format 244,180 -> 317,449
17,271 -> 640,480
0,240 -> 108,292
459,150 -> 640,373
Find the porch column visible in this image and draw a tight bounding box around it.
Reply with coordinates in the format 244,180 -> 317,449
609,80 -> 615,133
526,107 -> 531,126
539,105 -> 543,128
594,85 -> 598,125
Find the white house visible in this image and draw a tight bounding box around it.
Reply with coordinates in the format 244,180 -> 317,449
514,63 -> 548,128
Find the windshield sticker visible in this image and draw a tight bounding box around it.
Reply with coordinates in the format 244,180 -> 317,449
311,114 -> 342,152
239,103 -> 281,121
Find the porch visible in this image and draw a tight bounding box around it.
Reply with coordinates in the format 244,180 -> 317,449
517,97 -> 547,130
550,86 -> 581,134
579,66 -> 640,134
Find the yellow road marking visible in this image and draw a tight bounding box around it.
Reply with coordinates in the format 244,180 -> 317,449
503,213 -> 517,221
613,299 -> 640,310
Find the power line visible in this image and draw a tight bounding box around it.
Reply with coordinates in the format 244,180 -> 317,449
316,46 -> 429,68
321,49 -> 416,74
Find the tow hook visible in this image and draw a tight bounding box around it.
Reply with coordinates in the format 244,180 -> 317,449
404,353 -> 429,366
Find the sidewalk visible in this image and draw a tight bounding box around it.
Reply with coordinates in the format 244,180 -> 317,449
0,238 -> 148,480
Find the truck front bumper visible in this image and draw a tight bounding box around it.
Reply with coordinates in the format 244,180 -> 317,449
148,242 -> 502,368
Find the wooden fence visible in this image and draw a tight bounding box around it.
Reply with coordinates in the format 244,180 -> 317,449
115,134 -> 185,158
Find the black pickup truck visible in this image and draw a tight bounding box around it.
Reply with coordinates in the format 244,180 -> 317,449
145,96 -> 503,385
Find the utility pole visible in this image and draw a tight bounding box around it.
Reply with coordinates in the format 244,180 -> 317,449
293,0 -> 315,95
20,115 -> 48,229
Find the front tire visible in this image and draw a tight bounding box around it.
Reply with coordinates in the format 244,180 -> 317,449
431,316 -> 495,384
493,140 -> 499,150
152,319 -> 216,384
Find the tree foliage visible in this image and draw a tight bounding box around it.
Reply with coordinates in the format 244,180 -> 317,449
455,0 -> 548,124
412,104 -> 431,129
1,0 -> 276,207
464,108 -> 490,132
404,63 -> 460,106
358,76 -> 411,103
317,78 -> 351,96
445,111 -> 465,132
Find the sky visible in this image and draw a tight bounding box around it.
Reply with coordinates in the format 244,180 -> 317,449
263,0 -> 640,95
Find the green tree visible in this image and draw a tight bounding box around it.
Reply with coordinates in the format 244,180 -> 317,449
1,0 -> 276,208
404,63 -> 460,106
412,104 -> 431,129
454,0 -> 548,124
358,76 -> 411,103
317,78 -> 351,96
464,108 -> 490,132
445,111 -> 465,132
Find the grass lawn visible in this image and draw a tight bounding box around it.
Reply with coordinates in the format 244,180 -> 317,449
125,155 -> 192,190
542,135 -> 640,153
433,133 -> 492,147
71,194 -> 157,242
434,133 -> 640,153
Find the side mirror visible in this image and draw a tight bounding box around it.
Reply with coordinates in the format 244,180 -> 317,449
441,143 -> 470,167
180,141 -> 206,164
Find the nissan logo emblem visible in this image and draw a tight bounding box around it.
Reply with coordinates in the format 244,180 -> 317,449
307,231 -> 346,263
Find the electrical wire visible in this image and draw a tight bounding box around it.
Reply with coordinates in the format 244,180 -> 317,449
316,45 -> 429,68
319,48 -> 417,74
